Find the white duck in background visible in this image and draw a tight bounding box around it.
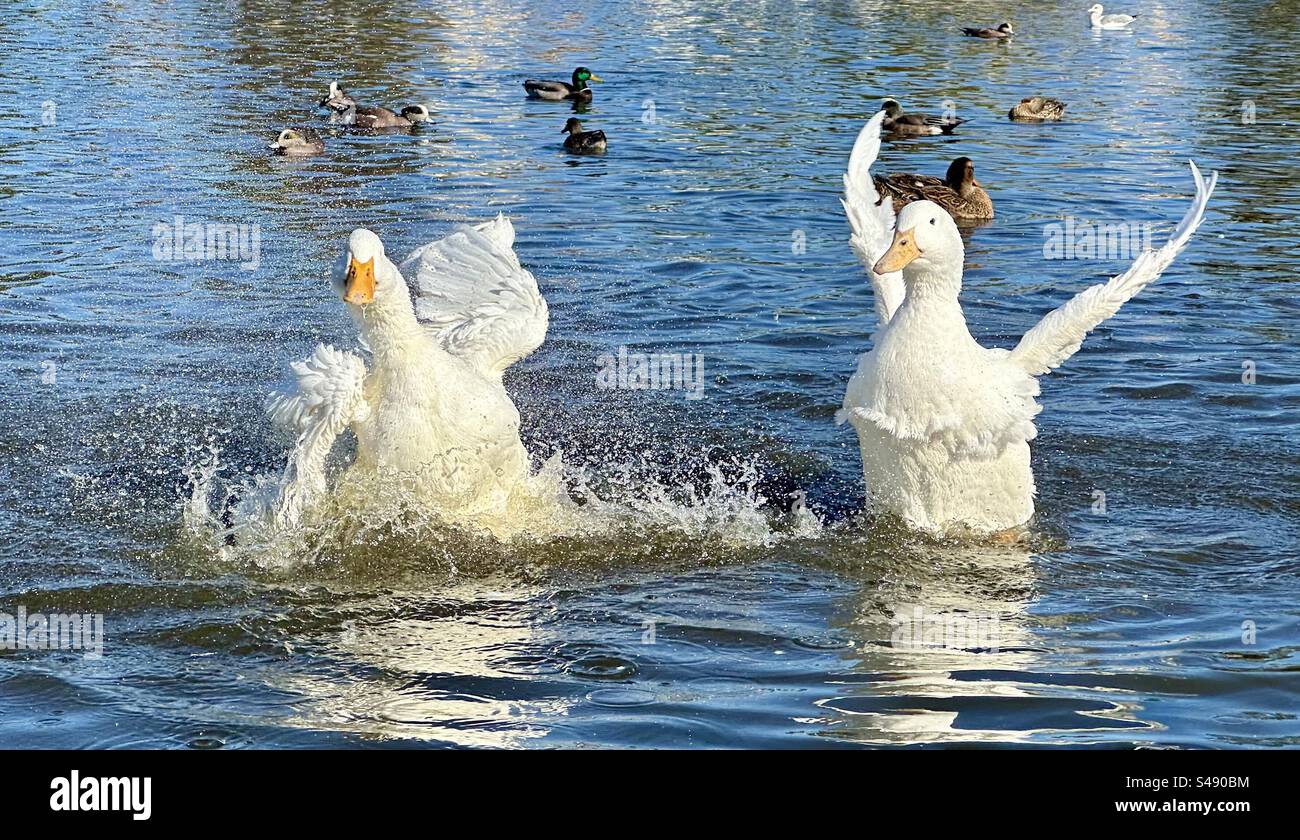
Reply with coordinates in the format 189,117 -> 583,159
837,112 -> 1216,538
1088,4 -> 1138,29
265,216 -> 549,532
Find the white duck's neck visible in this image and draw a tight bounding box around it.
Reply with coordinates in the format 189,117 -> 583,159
351,265 -> 428,362
899,258 -> 963,313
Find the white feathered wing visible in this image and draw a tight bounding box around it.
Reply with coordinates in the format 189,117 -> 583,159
1011,162 -> 1217,376
264,344 -> 369,526
842,111 -> 905,326
401,214 -> 549,380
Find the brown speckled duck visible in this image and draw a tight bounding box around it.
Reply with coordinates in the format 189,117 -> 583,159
269,127 -> 325,157
1009,96 -> 1066,121
873,157 -> 994,220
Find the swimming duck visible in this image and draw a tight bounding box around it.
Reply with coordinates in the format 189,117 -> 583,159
562,118 -> 607,153
873,157 -> 994,220
319,81 -> 431,129
880,99 -> 966,136
962,23 -> 1014,38
268,127 -> 325,157
838,111 -> 1216,537
265,217 -> 549,531
1088,4 -> 1137,28
523,67 -> 603,102
1008,96 -> 1066,121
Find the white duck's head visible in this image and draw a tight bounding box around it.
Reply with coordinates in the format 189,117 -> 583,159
873,200 -> 964,294
1087,4 -> 1104,18
333,229 -> 410,315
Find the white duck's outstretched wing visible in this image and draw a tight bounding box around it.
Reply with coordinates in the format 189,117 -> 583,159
401,214 -> 549,379
265,344 -> 369,526
842,111 -> 905,325
1010,161 -> 1217,376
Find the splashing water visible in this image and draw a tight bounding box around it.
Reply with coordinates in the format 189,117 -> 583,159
183,433 -> 822,569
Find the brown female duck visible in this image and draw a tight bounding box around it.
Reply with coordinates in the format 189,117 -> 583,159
268,127 -> 325,157
873,157 -> 993,219
562,118 -> 607,153
1008,96 -> 1066,121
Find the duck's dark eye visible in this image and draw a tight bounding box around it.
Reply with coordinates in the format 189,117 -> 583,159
930,218 -> 936,225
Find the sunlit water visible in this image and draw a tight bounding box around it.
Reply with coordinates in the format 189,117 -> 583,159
1,0 -> 1297,748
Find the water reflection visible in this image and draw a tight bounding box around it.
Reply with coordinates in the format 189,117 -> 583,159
813,542 -> 1150,745
276,581 -> 567,747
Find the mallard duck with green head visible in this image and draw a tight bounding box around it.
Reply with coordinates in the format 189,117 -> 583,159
562,118 -> 607,153
524,67 -> 603,102
880,99 -> 967,136
1009,96 -> 1066,121
269,127 -> 325,157
873,157 -> 994,220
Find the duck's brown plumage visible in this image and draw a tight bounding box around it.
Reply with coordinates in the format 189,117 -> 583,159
873,157 -> 994,220
1008,96 -> 1066,121
562,118 -> 607,153
269,126 -> 325,157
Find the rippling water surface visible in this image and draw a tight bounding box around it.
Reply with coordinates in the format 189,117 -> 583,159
1,0 -> 1298,748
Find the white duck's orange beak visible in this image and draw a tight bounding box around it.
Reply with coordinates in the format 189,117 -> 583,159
344,256 -> 375,305
874,226 -> 921,274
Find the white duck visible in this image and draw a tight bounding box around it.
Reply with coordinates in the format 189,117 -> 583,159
837,112 -> 1216,538
1087,4 -> 1138,28
265,216 -> 549,532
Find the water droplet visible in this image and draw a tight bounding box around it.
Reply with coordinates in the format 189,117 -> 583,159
791,634 -> 853,651
567,653 -> 638,681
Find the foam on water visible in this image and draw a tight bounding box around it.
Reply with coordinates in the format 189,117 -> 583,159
182,435 -> 824,569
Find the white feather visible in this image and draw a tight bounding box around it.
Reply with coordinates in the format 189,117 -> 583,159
841,111 -> 906,325
1010,162 -> 1217,376
264,344 -> 369,526
401,214 -> 549,380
